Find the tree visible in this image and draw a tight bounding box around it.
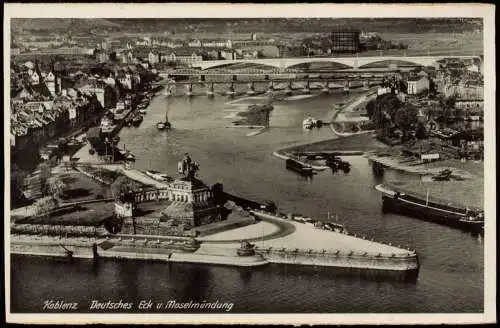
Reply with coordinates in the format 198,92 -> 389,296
11,164 -> 28,207
39,162 -> 52,196
429,78 -> 437,95
47,176 -> 67,200
371,93 -> 402,135
109,51 -> 117,61
415,122 -> 428,139
394,104 -> 418,141
439,94 -> 457,125
366,99 -> 376,119
111,176 -> 142,203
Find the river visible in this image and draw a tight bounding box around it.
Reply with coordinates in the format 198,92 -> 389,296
10,88 -> 483,313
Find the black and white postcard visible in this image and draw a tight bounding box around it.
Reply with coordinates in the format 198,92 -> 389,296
4,3 -> 496,325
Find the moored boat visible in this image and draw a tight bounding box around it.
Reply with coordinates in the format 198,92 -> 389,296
131,114 -> 143,127
376,184 -> 484,233
145,170 -> 171,182
432,169 -> 453,181
285,157 -> 314,176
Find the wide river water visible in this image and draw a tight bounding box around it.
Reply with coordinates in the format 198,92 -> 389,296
11,86 -> 483,313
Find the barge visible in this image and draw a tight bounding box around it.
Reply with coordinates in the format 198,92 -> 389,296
376,184 -> 484,233
285,157 -> 314,176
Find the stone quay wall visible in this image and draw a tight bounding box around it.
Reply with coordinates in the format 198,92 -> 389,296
254,247 -> 419,272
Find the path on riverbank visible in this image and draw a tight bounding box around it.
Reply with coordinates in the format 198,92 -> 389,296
329,90 -> 376,137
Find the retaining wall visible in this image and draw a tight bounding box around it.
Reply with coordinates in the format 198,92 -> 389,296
254,247 -> 419,272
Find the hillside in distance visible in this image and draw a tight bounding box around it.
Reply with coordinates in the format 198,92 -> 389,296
107,18 -> 482,34
11,18 -> 121,33
12,17 -> 482,35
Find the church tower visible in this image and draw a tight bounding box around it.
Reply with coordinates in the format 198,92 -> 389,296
46,71 -> 56,96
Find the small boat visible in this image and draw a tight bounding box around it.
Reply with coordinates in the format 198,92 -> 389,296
157,110 -> 171,130
139,109 -> 147,114
432,169 -> 453,181
125,152 -> 136,161
325,156 -> 351,173
119,146 -> 136,161
145,170 -> 171,182
131,114 -> 143,126
237,241 -> 256,256
302,116 -> 318,130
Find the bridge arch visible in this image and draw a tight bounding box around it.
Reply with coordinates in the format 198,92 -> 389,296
286,60 -> 353,70
202,62 -> 283,72
358,59 -> 429,69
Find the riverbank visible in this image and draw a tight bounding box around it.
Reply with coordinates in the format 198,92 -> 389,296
10,211 -> 419,274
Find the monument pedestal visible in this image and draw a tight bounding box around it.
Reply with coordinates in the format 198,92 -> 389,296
162,178 -> 221,229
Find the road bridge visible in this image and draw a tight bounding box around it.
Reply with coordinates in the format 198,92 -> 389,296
191,55 -> 481,70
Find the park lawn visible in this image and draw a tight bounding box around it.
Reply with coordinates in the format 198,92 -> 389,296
58,171 -> 111,202
16,202 -> 114,226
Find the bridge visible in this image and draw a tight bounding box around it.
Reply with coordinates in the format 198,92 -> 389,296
191,55 -> 481,70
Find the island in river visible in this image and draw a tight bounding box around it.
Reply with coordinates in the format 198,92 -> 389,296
232,104 -> 274,128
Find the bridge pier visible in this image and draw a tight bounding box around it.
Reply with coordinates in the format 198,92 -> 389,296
185,84 -> 193,96
266,81 -> 274,93
284,81 -> 293,95
246,82 -> 255,95
227,82 -> 235,96
302,80 -> 310,94
321,82 -> 329,93
206,82 -> 214,96
344,81 -> 350,93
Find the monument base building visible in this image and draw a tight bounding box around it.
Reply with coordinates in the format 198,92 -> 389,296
161,178 -> 222,229
112,154 -> 224,235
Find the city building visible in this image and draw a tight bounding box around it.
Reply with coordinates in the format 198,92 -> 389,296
407,76 -> 430,95
160,50 -> 203,66
331,28 -> 360,53
148,50 -> 160,65
188,39 -> 202,48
